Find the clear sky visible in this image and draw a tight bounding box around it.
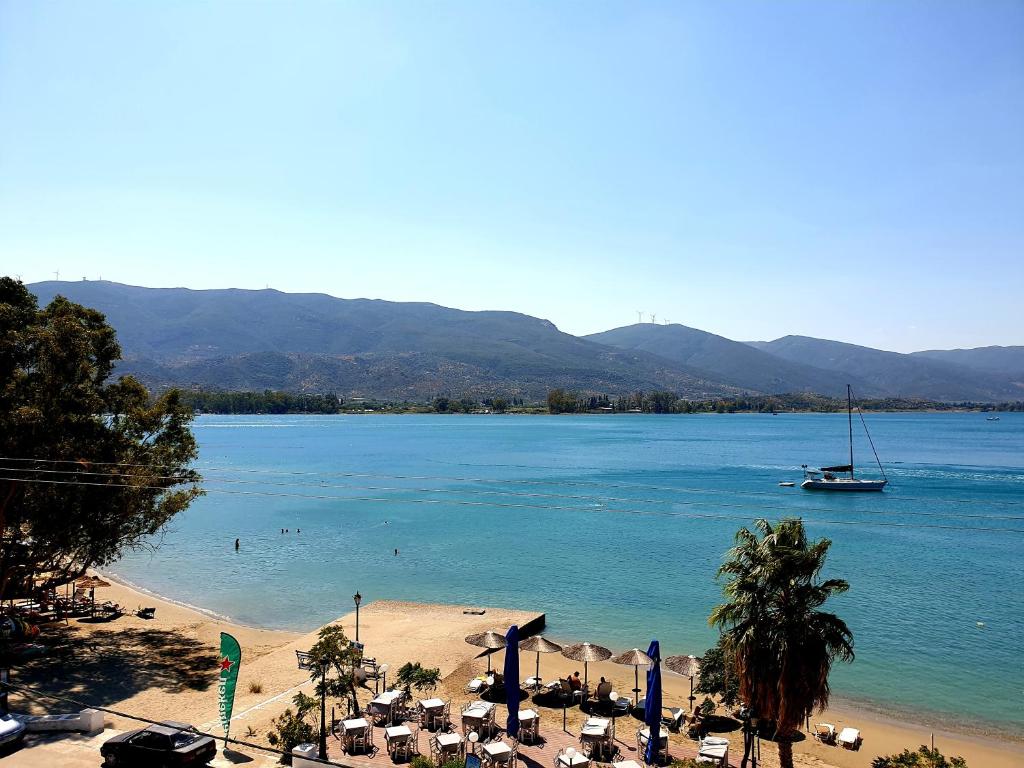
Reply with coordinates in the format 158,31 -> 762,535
1,1 -> 1021,352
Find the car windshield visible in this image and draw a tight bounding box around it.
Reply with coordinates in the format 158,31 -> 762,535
169,730 -> 201,749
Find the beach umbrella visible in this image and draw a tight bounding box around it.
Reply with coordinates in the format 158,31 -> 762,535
76,575 -> 111,617
560,641 -> 612,689
465,630 -> 507,674
664,654 -> 701,710
504,625 -> 520,738
611,648 -> 654,707
643,640 -> 662,766
519,635 -> 562,688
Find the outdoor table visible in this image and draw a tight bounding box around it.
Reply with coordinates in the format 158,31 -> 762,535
556,752 -> 590,768
385,724 -> 413,753
638,727 -> 668,744
419,698 -> 445,728
698,742 -> 728,766
517,708 -> 539,743
483,742 -> 511,758
341,718 -> 369,753
437,732 -> 463,749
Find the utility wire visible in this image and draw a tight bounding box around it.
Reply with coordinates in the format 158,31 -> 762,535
1,455 -> 1021,507
3,465 -> 1024,522
0,680 -> 347,767
2,474 -> 1022,534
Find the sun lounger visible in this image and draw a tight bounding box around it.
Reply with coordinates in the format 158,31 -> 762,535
814,723 -> 836,744
296,650 -> 314,670
136,606 -> 156,619
837,727 -> 861,750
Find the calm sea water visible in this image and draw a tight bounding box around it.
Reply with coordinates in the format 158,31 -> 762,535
111,413 -> 1024,736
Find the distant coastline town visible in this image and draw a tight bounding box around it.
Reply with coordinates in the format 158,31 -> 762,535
179,388 -> 1024,416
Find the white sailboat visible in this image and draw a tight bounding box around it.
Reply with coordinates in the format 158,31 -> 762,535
801,385 -> 887,492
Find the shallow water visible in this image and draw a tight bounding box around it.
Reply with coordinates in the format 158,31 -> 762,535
111,412 -> 1024,736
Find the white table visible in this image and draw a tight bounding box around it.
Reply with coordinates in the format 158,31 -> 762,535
483,742 -> 512,758
518,708 -> 538,722
698,742 -> 728,766
374,690 -> 405,705
437,733 -> 463,748
343,717 -> 369,730
420,698 -> 446,728
386,725 -> 412,739
556,753 -> 590,768
420,698 -> 445,709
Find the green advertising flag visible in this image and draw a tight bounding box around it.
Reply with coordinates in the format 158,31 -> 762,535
218,632 -> 242,742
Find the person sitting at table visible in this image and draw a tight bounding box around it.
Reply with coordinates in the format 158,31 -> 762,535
569,672 -> 582,691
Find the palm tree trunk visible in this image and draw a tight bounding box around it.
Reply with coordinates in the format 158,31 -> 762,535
777,736 -> 794,768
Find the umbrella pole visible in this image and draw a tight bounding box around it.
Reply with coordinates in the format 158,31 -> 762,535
634,666 -> 639,706
535,653 -> 540,689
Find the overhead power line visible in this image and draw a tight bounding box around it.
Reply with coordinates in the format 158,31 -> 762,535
2,465 -> 1023,522
0,455 -> 1021,508
2,473 -> 1022,534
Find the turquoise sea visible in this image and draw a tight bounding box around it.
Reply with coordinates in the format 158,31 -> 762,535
110,413 -> 1024,737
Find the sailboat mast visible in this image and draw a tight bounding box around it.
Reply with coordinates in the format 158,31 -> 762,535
847,384 -> 855,478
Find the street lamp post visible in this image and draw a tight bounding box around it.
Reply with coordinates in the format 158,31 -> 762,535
318,659 -> 329,759
353,591 -> 362,643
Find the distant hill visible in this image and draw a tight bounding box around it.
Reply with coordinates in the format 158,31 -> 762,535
26,281 -> 741,401
585,323 -> 868,397
747,336 -> 1022,402
910,346 -> 1024,378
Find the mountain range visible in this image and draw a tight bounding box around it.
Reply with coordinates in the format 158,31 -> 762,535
25,280 -> 1024,403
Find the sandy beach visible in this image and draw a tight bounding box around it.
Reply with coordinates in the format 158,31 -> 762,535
7,577 -> 1022,768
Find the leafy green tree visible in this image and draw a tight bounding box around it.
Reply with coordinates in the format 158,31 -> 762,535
694,636 -> 740,707
267,695 -> 318,763
709,518 -> 854,768
395,661 -> 441,694
306,624 -> 362,757
872,746 -> 967,768
0,278 -> 202,601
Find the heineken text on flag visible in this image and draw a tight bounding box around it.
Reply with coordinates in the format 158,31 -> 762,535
218,632 -> 242,741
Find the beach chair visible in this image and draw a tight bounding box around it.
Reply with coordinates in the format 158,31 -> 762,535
697,736 -> 729,766
814,723 -> 836,744
837,727 -> 862,750
592,681 -> 613,712
661,707 -> 684,732
296,650 -> 314,670
637,727 -> 669,764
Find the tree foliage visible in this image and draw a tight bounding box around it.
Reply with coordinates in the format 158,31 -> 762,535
0,278 -> 202,600
694,636 -> 740,707
709,518 -> 854,768
395,661 -> 441,693
267,698 -> 317,762
872,746 -> 968,768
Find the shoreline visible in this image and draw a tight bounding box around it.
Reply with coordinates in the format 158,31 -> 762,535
13,575 -> 1024,768
86,575 -> 1023,756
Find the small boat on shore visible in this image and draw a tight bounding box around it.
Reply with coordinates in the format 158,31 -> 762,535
801,385 -> 887,492
778,481 -> 795,487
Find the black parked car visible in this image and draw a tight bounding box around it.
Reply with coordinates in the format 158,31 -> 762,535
101,721 -> 216,767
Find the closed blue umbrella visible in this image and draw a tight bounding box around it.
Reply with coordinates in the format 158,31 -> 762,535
504,625 -> 520,739
643,640 -> 662,765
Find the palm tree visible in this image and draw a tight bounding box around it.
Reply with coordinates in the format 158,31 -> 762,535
709,518 -> 854,768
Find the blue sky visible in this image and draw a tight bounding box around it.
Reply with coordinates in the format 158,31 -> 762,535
1,1 -> 1021,352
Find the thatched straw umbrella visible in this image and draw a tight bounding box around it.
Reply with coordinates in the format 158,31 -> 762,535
560,641 -> 611,689
664,654 -> 701,710
75,575 -> 111,618
465,630 -> 507,673
610,647 -> 654,706
519,635 -> 562,688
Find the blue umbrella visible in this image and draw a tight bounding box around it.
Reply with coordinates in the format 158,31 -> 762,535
504,625 -> 520,739
643,639 -> 662,765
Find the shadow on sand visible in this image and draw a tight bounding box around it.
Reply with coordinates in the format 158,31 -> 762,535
12,622 -> 219,708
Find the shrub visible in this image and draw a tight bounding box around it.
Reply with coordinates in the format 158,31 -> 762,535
249,681 -> 264,694
266,707 -> 315,764
872,746 -> 968,768
669,759 -> 703,768
698,697 -> 716,717
410,756 -> 435,768
395,661 -> 442,693
440,759 -> 467,768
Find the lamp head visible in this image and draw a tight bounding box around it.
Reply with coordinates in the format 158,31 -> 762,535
469,731 -> 479,743
353,591 -> 362,606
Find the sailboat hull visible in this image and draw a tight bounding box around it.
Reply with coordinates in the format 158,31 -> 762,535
801,478 -> 887,492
